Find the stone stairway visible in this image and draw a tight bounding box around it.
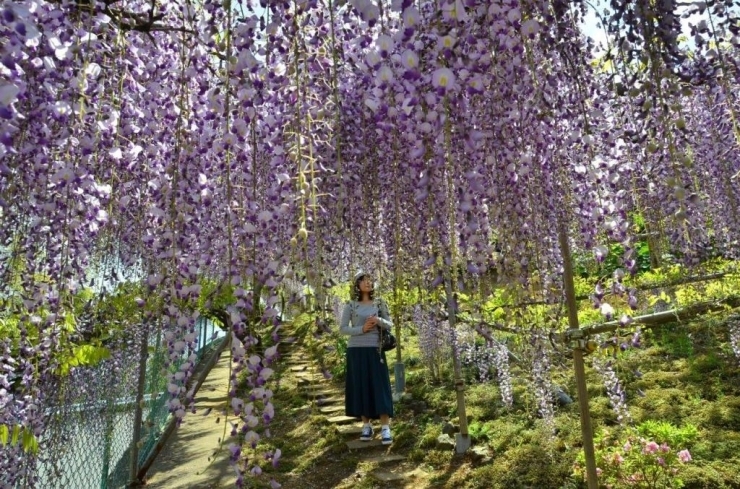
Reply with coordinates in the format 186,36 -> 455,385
281,349 -> 419,486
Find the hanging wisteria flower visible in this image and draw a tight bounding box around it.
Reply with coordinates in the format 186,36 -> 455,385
400,49 -> 420,79
365,50 -> 382,69
467,75 -> 484,95
530,334 -> 555,428
437,34 -> 456,54
600,303 -> 615,320
376,64 -> 394,86
594,245 -> 609,263
376,34 -> 394,58
728,317 -> 740,363
402,6 -> 420,31
431,67 -> 456,95
442,0 -> 468,22
521,18 -> 540,38
592,356 -> 631,425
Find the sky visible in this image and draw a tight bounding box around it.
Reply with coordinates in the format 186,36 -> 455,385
579,2 -> 735,55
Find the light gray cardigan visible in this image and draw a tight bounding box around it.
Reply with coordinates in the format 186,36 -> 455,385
339,300 -> 393,348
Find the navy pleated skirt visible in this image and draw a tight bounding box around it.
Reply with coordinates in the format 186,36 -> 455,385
345,347 -> 394,419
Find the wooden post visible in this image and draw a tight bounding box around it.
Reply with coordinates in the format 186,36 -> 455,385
558,226 -> 598,489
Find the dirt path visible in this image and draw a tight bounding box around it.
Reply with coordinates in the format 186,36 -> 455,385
264,350 -> 433,489
142,336 -> 437,488
144,353 -> 234,489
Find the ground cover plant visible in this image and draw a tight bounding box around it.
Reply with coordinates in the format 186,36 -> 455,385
255,262 -> 739,488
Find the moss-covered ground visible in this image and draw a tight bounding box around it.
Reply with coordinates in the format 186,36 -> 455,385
253,309 -> 740,488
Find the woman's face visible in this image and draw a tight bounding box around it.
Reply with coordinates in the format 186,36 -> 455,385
358,276 -> 374,293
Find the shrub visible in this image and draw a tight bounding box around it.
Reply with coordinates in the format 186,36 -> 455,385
574,428 -> 694,488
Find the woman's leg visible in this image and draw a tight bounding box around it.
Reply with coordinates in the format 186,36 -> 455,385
379,414 -> 389,426
362,416 -> 370,424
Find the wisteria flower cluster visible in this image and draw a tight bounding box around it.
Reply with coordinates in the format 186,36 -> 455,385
530,333 -> 555,428
592,356 -> 632,426
728,316 -> 740,364
462,323 -> 514,407
413,304 -> 454,382
2,0 -> 740,486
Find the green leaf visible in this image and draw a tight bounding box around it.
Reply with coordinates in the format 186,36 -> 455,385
22,430 -> 39,454
73,344 -> 111,365
11,425 -> 20,445
62,312 -> 76,332
0,425 -> 8,446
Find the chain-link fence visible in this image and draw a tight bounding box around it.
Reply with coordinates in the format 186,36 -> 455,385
26,318 -> 225,489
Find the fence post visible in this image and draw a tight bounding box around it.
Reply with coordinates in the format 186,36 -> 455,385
200,318 -> 207,353
128,327 -> 150,486
100,397 -> 115,489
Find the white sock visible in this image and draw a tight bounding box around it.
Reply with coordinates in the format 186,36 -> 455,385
381,424 -> 390,430
364,422 -> 372,428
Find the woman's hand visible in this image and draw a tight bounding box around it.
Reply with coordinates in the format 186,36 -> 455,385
362,316 -> 379,333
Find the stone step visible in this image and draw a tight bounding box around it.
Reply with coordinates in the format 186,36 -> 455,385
318,405 -> 344,415
363,455 -> 405,464
290,403 -> 312,413
336,424 -> 364,435
289,365 -> 308,372
295,369 -> 322,375
346,439 -> 384,449
295,372 -> 324,385
316,396 -> 343,406
297,376 -> 327,384
370,469 -> 413,482
327,415 -> 361,425
301,386 -> 342,395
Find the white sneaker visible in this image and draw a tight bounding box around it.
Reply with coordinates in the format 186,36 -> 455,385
360,424 -> 374,441
381,426 -> 393,445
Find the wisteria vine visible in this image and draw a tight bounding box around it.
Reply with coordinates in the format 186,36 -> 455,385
2,0 -> 740,486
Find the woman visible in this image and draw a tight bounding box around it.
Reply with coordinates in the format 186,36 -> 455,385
339,271 -> 394,444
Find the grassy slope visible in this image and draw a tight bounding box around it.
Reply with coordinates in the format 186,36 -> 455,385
255,278 -> 740,488
398,313 -> 740,489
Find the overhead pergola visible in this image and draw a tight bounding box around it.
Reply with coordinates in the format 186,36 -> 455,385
1,0 -> 740,486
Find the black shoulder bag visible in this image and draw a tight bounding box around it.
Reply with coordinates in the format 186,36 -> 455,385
376,299 -> 397,352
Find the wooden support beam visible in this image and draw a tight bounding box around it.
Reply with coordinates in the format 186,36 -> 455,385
576,296 -> 740,338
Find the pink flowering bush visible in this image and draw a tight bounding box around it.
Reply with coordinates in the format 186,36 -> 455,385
573,426 -> 695,488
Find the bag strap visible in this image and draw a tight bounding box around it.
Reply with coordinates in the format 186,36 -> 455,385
374,298 -> 389,320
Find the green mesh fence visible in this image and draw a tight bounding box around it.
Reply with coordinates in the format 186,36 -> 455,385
33,318 -> 225,489
137,320 -> 226,474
